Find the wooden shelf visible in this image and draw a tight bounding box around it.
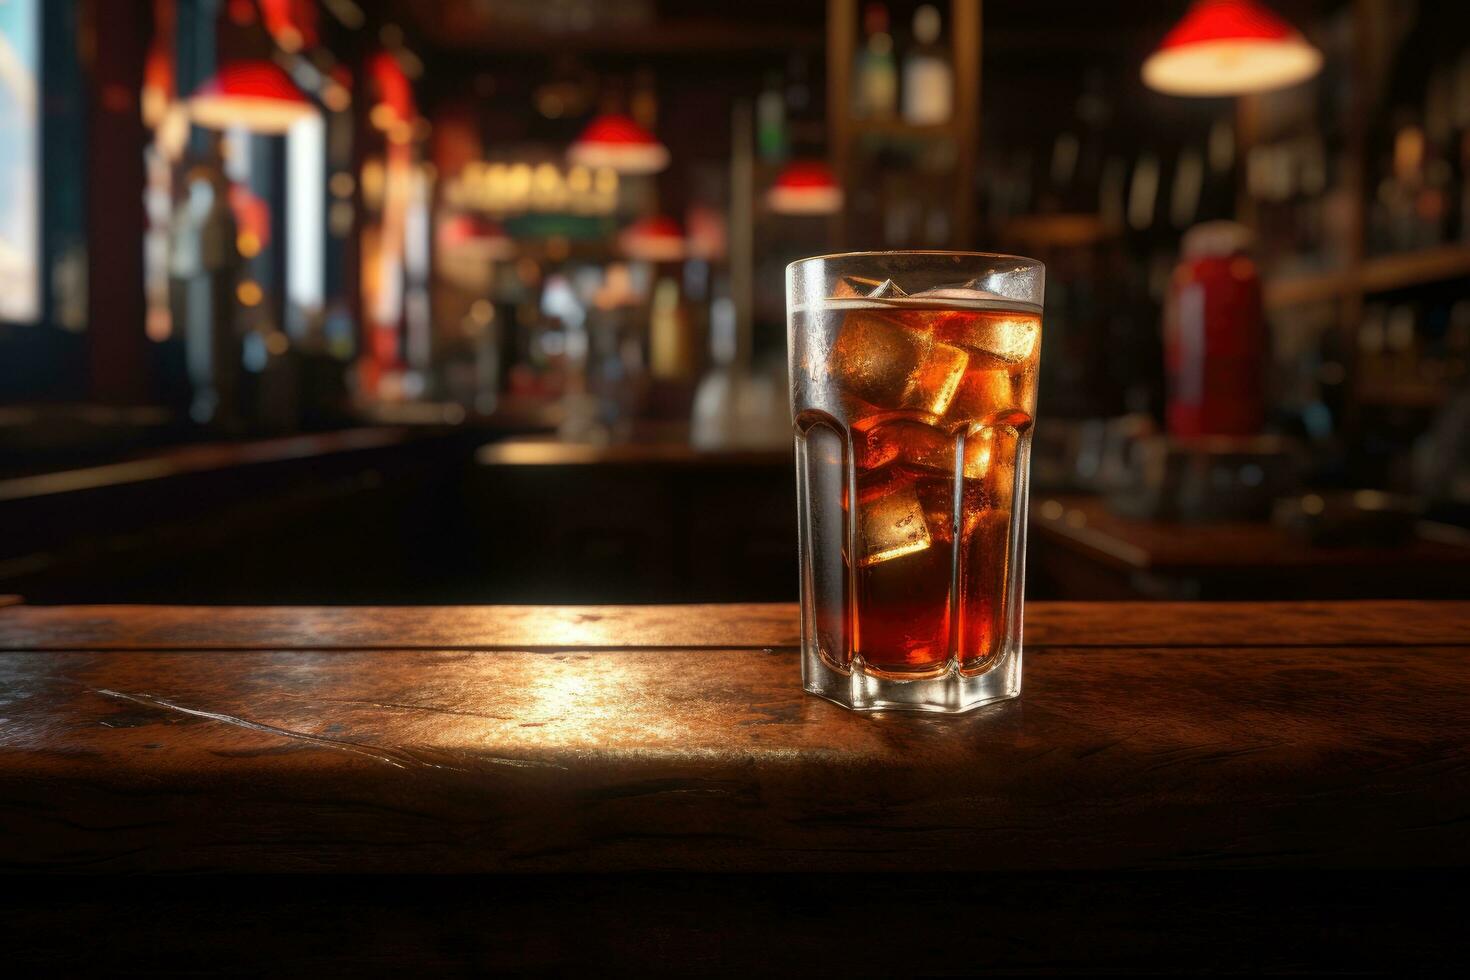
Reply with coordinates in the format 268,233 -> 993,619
408,18 -> 824,54
1355,379 -> 1449,409
999,212 -> 1110,248
1362,244 -> 1470,294
827,0 -> 980,246
1263,268 -> 1347,310
1263,244 -> 1470,311
848,117 -> 957,140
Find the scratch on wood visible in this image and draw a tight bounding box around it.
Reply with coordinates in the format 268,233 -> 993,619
91,688 -> 562,773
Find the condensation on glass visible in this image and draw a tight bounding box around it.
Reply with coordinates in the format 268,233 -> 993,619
787,252 -> 1043,712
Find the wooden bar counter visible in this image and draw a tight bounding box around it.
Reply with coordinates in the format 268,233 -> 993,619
2,600 -> 1466,970
1031,494 -> 1470,600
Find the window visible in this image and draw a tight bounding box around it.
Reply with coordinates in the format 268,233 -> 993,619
0,0 -> 40,322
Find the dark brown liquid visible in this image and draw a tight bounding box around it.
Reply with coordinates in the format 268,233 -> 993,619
798,303 -> 1039,675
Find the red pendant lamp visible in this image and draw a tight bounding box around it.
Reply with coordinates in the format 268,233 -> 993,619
619,215 -> 685,262
767,159 -> 843,216
189,59 -> 314,133
569,113 -> 670,175
1142,0 -> 1322,97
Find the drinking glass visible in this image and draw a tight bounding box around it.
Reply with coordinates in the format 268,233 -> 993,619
787,251 -> 1044,712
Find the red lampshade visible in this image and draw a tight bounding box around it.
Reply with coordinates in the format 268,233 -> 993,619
619,215 -> 685,262
1142,0 -> 1321,97
569,113 -> 670,175
767,159 -> 843,216
189,59 -> 314,133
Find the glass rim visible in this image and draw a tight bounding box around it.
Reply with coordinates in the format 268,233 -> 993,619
786,249 -> 1044,273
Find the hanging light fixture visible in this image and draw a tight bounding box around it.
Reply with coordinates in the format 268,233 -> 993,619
619,215 -> 685,262
188,59 -> 315,133
568,113 -> 670,175
767,159 -> 843,216
1142,0 -> 1322,97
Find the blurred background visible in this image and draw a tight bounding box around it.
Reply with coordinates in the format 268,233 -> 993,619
1,0 -> 1467,604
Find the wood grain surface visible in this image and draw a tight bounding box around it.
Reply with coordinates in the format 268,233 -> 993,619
1034,494 -> 1470,572
0,428 -> 410,503
1,602 -> 1467,874
4,600 -> 1467,650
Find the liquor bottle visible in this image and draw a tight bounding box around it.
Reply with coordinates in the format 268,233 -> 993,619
785,53 -> 812,119
691,296 -> 737,449
649,277 -> 694,380
1384,305 -> 1418,384
855,3 -> 897,119
631,68 -> 658,130
757,71 -> 787,162
901,4 -> 952,126
1358,304 -> 1387,389
171,133 -> 244,430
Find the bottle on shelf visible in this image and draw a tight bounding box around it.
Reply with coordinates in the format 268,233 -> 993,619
1383,305 -> 1419,384
901,4 -> 952,126
757,71 -> 788,163
649,276 -> 695,381
785,53 -> 812,119
1358,304 -> 1387,389
631,68 -> 659,130
854,2 -> 897,120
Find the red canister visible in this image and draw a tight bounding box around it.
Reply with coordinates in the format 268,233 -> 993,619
1163,222 -> 1267,437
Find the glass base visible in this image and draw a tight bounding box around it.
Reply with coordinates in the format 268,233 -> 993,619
802,645 -> 1022,713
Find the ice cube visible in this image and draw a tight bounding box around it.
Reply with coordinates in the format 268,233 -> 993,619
962,425 -> 994,481
910,281 -> 1039,363
856,472 -> 932,567
942,363 -> 1017,429
856,418 -> 959,475
866,278 -> 907,299
831,275 -> 886,299
829,310 -> 969,414
830,276 -> 909,300
909,340 -> 969,415
933,310 -> 1039,363
911,282 -> 1010,304
958,425 -> 1020,537
958,316 -> 1038,363
830,311 -> 923,407
915,476 -> 958,544
854,422 -> 901,471
971,425 -> 1019,508
984,428 -> 1018,510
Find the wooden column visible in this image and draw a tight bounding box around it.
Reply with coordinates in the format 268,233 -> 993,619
82,0 -> 152,404
951,0 -> 981,247
826,0 -> 855,247
826,0 -> 983,249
